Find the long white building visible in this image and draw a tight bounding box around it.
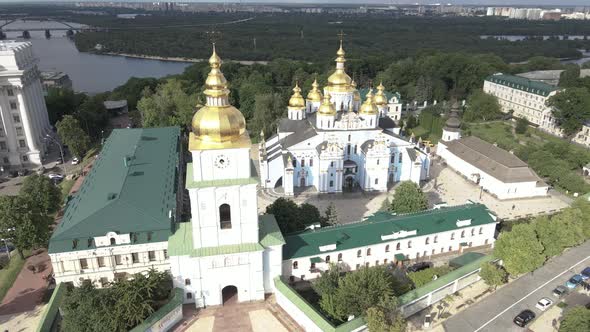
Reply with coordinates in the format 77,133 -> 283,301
483,73 -> 562,136
0,41 -> 52,168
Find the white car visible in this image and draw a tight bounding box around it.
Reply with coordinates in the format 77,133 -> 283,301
535,297 -> 553,311
71,157 -> 80,165
47,173 -> 64,180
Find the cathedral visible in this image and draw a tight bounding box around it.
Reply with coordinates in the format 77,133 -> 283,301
259,39 -> 430,195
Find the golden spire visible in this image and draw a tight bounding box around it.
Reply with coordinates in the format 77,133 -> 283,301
326,32 -> 352,92
351,79 -> 361,102
359,89 -> 378,115
288,82 -> 306,108
307,78 -> 323,102
190,44 -> 248,150
318,93 -> 336,115
374,81 -> 388,106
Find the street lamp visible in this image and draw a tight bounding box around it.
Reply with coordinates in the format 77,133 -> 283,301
44,134 -> 67,176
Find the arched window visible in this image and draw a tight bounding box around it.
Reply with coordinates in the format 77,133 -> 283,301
110,238 -> 116,245
292,158 -> 297,167
354,145 -> 358,154
219,204 -> 232,229
377,159 -> 380,165
385,245 -> 390,252
434,235 -> 438,243
367,248 -> 371,256
301,159 -> 305,167
425,237 -> 430,245
461,230 -> 465,238
408,240 -> 412,248
396,243 -> 401,250
338,253 -> 342,262
293,261 -> 298,270
357,250 -> 362,258
326,255 -> 331,263
348,135 -> 351,141
451,232 -> 455,240
185,278 -> 191,286
471,229 -> 475,236
479,227 -> 483,235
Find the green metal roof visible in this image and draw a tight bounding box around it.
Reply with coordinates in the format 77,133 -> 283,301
185,162 -> 258,189
49,127 -> 180,254
283,204 -> 497,260
399,255 -> 493,306
449,252 -> 486,268
168,214 -> 282,257
395,253 -> 407,261
485,74 -> 558,97
310,257 -> 322,264
259,214 -> 286,247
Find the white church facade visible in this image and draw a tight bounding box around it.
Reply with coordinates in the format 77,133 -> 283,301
259,41 -> 430,195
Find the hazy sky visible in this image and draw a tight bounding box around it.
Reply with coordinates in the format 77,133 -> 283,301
4,0 -> 590,7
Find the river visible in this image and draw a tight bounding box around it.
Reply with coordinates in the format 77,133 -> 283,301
3,20 -> 192,94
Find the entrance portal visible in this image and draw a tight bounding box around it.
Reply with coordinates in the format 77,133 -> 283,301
345,177 -> 354,190
222,285 -> 238,305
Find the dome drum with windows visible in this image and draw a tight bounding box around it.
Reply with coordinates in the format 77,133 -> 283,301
190,45 -> 250,151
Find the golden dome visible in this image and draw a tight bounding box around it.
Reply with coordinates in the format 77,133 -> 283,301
191,44 -> 248,150
307,79 -> 323,102
326,40 -> 353,92
318,93 -> 336,116
359,89 -> 378,115
351,80 -> 361,101
374,82 -> 388,106
288,82 -> 305,108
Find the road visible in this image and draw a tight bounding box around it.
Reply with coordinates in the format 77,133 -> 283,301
443,241 -> 590,332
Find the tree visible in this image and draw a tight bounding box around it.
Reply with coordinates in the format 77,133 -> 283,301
414,76 -> 432,104
323,202 -> 339,226
137,79 -> 197,129
251,93 -> 286,138
366,296 -> 407,332
20,174 -> 62,214
265,198 -> 321,234
464,90 -> 502,122
299,203 -> 322,227
582,61 -> 590,69
390,181 -> 428,214
515,117 -> 529,134
76,95 -> 110,140
326,266 -> 395,322
571,199 -> 590,240
479,262 -> 508,290
44,88 -> 86,125
559,64 -> 581,88
494,223 -> 545,275
0,196 -> 52,259
547,87 -> 590,136
57,115 -> 91,159
549,208 -> 586,247
407,266 -> 454,288
405,115 -> 417,129
558,306 -> 590,332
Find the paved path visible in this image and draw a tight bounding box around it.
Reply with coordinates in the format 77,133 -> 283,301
443,241 -> 590,332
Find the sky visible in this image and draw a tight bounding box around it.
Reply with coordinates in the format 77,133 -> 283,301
4,0 -> 590,7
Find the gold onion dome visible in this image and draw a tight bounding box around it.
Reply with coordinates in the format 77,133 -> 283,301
359,89 -> 378,115
307,79 -> 323,102
191,44 -> 246,145
318,94 -> 336,115
326,40 -> 352,90
374,82 -> 388,106
288,82 -> 306,108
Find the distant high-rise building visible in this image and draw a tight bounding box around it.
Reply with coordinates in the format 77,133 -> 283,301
0,41 -> 51,168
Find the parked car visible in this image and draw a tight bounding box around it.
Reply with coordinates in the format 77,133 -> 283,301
580,267 -> 590,280
8,171 -> 18,178
17,169 -> 28,177
535,298 -> 553,311
566,274 -> 584,289
407,262 -> 433,273
553,285 -> 568,298
55,157 -> 63,165
513,310 -> 535,327
47,173 -> 64,180
71,157 -> 79,165
0,244 -> 15,253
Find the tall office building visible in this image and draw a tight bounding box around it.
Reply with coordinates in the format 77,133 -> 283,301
0,41 -> 51,168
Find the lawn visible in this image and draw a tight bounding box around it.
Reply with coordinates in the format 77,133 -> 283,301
59,179 -> 76,200
0,250 -> 30,303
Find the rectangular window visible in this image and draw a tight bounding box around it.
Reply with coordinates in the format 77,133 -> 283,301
309,159 -> 313,167
399,154 -> 402,163
375,178 -> 378,185
7,88 -> 13,96
18,140 -> 26,148
148,251 -> 156,262
132,253 -> 139,263
15,127 -> 23,136
163,249 -> 168,259
115,255 -> 122,265
79,258 -> 88,270
12,114 -> 20,123
0,128 -> 4,137
0,142 -> 6,151
100,277 -> 109,287
9,102 -> 17,110
97,257 -> 105,267
329,180 -> 334,187
301,159 -> 305,167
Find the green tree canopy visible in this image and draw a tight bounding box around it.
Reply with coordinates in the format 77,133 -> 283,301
0,196 -> 52,259
479,262 -> 508,290
559,64 -> 581,88
366,296 -> 407,332
251,93 -> 286,139
494,223 -> 545,275
265,198 -> 321,234
20,174 -> 62,215
137,78 -> 198,129
515,117 -> 529,134
44,88 -> 86,125
464,90 -> 502,122
558,306 -> 590,332
407,266 -> 454,288
57,115 -> 91,159
547,87 -> 590,136
390,181 -> 428,214
323,202 -> 339,226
